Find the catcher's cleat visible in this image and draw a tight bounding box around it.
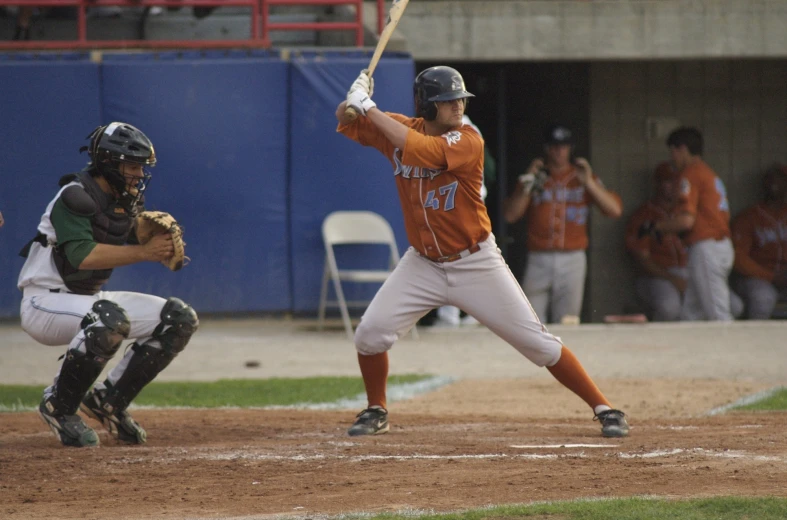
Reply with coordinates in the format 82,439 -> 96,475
595,409 -> 630,438
348,406 -> 389,436
38,398 -> 99,448
81,388 -> 147,444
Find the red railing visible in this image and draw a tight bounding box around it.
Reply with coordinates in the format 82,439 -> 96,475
0,0 -> 386,49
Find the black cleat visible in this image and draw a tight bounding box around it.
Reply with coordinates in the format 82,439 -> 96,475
595,409 -> 630,438
347,406 -> 389,436
38,398 -> 99,447
81,388 -> 147,444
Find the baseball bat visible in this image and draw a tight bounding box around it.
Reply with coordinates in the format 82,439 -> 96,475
344,0 -> 410,122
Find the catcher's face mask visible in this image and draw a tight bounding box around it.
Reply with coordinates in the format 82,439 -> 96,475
118,162 -> 153,207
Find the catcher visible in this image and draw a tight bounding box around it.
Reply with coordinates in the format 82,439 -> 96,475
17,122 -> 198,448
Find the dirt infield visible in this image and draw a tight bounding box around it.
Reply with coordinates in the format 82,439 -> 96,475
2,379 -> 787,520
2,319 -> 787,519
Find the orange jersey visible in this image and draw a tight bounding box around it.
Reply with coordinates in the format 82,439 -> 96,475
625,201 -> 688,269
675,159 -> 731,245
731,203 -> 787,281
526,167 -> 622,251
338,114 -> 490,260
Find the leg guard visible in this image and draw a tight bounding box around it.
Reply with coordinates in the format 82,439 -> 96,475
153,297 -> 199,354
99,342 -> 176,412
49,349 -> 108,415
49,300 -> 130,415
97,298 -> 197,413
81,300 -> 131,359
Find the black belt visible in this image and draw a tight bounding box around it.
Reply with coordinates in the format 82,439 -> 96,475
49,289 -> 74,294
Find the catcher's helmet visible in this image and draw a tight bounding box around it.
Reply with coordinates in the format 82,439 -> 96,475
414,66 -> 474,121
82,122 -> 156,212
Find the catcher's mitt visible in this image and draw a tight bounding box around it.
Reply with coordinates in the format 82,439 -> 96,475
135,211 -> 188,271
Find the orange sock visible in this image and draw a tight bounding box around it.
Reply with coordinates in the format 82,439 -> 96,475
547,346 -> 611,411
357,352 -> 388,410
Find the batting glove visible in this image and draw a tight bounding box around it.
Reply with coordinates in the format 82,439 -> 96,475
518,173 -> 536,194
348,69 -> 374,97
518,170 -> 547,195
346,90 -> 377,116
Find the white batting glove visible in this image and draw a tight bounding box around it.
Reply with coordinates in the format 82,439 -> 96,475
346,90 -> 377,115
518,172 -> 536,195
348,69 -> 373,97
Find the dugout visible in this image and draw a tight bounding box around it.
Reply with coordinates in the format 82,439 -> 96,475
416,59 -> 787,323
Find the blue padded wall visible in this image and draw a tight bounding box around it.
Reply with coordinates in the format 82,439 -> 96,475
0,54 -> 101,317
0,50 -> 415,318
99,53 -> 291,313
288,52 -> 415,312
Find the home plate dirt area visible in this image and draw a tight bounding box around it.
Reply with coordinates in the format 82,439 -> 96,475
2,379 -> 787,520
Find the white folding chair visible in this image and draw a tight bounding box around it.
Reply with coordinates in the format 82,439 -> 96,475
317,210 -> 418,341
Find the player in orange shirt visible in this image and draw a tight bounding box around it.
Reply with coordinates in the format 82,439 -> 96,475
335,66 -> 629,438
503,125 -> 622,324
643,127 -> 735,321
625,162 -> 688,321
731,165 -> 787,319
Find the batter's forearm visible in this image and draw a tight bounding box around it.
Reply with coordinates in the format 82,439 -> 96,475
79,243 -> 148,270
367,108 -> 408,149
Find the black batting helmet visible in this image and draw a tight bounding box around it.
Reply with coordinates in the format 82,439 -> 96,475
414,66 -> 474,121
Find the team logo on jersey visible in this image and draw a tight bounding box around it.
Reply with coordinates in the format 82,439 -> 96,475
755,223 -> 787,247
442,131 -> 462,146
392,149 -> 442,180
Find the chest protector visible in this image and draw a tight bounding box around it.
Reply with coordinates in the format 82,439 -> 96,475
53,171 -> 135,295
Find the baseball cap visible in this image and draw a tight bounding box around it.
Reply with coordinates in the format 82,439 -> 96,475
544,124 -> 574,145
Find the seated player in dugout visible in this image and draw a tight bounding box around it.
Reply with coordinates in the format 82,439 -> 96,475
640,127 -> 737,321
625,162 -> 688,321
334,66 -> 629,438
17,123 -> 199,448
731,164 -> 787,319
502,124 -> 623,324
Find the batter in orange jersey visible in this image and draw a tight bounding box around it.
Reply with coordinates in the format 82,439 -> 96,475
731,165 -> 787,319
503,125 -> 622,324
336,66 -> 629,438
625,162 -> 688,321
649,127 -> 735,321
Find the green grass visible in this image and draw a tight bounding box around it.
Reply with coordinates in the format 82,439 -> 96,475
366,497 -> 787,520
735,387 -> 787,412
0,374 -> 429,410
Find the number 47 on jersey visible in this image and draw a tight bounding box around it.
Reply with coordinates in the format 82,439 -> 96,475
423,181 -> 459,211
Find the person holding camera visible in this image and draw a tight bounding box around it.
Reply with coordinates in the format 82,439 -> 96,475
503,124 -> 622,324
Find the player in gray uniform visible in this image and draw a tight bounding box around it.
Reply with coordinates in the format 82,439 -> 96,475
18,122 -> 199,447
504,125 -> 623,324
643,127 -> 735,321
731,165 -> 787,319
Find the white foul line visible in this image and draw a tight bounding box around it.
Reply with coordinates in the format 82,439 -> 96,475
511,444 -> 618,449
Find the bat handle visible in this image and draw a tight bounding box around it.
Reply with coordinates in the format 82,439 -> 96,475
344,105 -> 360,122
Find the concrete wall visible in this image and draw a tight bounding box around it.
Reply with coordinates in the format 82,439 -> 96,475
365,0 -> 787,61
587,59 -> 787,321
